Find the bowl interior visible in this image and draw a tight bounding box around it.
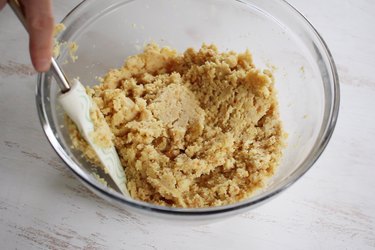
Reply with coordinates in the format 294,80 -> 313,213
38,0 -> 337,213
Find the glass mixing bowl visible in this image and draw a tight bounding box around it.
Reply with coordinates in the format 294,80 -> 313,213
36,0 -> 339,221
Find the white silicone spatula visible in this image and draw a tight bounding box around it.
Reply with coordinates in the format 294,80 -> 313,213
8,0 -> 129,196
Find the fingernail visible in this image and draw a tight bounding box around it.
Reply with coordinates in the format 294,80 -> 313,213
36,59 -> 51,72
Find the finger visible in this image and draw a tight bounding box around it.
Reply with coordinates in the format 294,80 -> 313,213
22,0 -> 54,72
0,0 -> 6,11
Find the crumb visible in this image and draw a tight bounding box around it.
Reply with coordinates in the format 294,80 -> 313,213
53,23 -> 66,37
135,44 -> 142,51
52,23 -> 78,62
68,42 -> 79,62
53,41 -> 66,58
266,63 -> 277,73
53,24 -> 66,58
68,43 -> 285,208
95,76 -> 104,82
92,172 -> 109,186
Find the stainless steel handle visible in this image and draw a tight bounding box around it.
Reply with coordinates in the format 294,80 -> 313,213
8,0 -> 71,93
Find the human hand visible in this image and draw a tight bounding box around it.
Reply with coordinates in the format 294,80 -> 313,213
0,0 -> 54,72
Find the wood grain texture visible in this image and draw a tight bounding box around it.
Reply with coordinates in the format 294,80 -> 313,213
1,0 -> 374,249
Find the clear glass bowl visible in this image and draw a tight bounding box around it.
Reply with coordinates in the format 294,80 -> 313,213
36,0 -> 339,221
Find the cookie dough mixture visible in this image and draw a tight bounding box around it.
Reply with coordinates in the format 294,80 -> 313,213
68,43 -> 285,208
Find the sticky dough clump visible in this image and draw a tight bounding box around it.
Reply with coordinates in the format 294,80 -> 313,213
68,43 -> 285,208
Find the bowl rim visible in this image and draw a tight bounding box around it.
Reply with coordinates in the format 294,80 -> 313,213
36,0 -> 340,216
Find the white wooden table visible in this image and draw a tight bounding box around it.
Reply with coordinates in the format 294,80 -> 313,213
1,0 -> 374,249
